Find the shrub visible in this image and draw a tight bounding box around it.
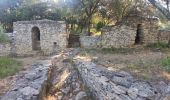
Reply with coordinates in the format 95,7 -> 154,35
0,25 -> 9,43
96,21 -> 104,31
161,57 -> 170,72
0,57 -> 22,78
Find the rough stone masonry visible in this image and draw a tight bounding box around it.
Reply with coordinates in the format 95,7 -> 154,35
74,56 -> 170,100
13,19 -> 68,56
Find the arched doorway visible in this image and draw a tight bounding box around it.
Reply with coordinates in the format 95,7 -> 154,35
31,26 -> 41,50
135,24 -> 144,44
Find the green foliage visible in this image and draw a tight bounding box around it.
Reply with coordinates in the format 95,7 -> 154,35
0,25 -> 9,43
146,42 -> 169,49
96,21 -> 104,31
0,57 -> 22,78
159,22 -> 170,30
161,57 -> 170,72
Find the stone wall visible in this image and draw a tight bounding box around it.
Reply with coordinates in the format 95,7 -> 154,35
119,15 -> 160,44
13,19 -> 68,55
101,25 -> 136,48
79,36 -> 101,48
74,57 -> 170,100
0,33 -> 13,56
0,43 -> 11,56
158,30 -> 170,43
1,60 -> 52,100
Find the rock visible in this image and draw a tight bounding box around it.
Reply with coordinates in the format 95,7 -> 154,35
163,94 -> 170,100
19,87 -> 39,96
1,62 -> 51,100
128,87 -> 138,99
75,91 -> 87,100
61,87 -> 70,94
129,82 -> 155,99
111,76 -> 132,88
120,94 -> 132,100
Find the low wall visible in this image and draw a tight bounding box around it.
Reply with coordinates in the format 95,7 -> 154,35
101,25 -> 136,48
1,61 -> 52,100
79,36 -> 101,48
158,30 -> 170,43
0,43 -> 11,56
74,57 -> 170,100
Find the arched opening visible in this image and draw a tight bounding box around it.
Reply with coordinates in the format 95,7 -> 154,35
135,24 -> 144,44
31,26 -> 41,50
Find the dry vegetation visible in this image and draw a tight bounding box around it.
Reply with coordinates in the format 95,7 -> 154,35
79,46 -> 170,82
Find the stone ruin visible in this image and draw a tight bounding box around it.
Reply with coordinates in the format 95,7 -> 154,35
13,19 -> 68,56
0,17 -> 169,56
80,15 -> 170,48
1,49 -> 170,100
0,19 -> 69,56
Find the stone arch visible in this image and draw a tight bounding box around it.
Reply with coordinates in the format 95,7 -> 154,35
31,26 -> 41,50
135,24 -> 144,44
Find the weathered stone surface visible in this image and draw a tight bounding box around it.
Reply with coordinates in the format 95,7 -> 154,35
80,36 -> 101,48
74,56 -> 170,100
101,25 -> 136,48
75,91 -> 87,100
0,43 -> 11,56
128,82 -> 155,98
1,60 -> 52,100
13,19 -> 68,55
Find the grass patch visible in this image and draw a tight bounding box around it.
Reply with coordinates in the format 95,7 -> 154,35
0,56 -> 22,78
161,57 -> 170,72
146,42 -> 169,50
101,47 -> 134,54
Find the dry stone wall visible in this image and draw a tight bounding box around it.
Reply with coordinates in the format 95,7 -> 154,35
79,36 -> 101,48
101,25 -> 136,48
0,43 -> 11,56
74,57 -> 170,100
158,30 -> 170,43
13,20 -> 68,55
0,33 -> 13,56
1,60 -> 52,100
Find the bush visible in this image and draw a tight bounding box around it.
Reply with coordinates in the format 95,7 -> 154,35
96,22 -> 104,31
161,57 -> 170,72
0,25 -> 9,43
0,57 -> 22,78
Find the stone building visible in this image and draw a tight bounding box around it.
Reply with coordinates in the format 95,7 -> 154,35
13,19 -> 68,55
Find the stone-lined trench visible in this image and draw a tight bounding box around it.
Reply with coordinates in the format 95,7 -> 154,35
1,49 -> 170,100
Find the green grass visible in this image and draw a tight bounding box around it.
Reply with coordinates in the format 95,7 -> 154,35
146,42 -> 169,50
101,47 -> 134,54
161,57 -> 170,72
0,57 -> 22,78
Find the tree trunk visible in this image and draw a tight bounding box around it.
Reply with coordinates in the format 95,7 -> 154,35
148,0 -> 170,20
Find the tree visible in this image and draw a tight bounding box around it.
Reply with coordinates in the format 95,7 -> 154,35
75,0 -> 101,35
148,0 -> 170,20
